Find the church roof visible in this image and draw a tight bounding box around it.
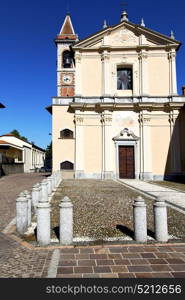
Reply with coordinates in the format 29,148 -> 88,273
55,14 -> 77,42
73,19 -> 181,50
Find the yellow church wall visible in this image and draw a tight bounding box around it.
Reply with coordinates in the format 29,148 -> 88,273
148,55 -> 170,96
81,56 -> 102,96
151,123 -> 171,175
83,125 -> 102,173
52,106 -> 75,171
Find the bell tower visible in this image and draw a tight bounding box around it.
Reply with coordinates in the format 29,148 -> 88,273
55,14 -> 78,97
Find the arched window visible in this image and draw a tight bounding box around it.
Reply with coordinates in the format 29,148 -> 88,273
60,129 -> 73,139
60,161 -> 74,170
62,50 -> 73,68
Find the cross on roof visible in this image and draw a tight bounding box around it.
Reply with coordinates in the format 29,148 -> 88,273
121,2 -> 128,11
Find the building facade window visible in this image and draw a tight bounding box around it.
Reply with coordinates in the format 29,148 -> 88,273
117,67 -> 133,90
60,129 -> 74,139
60,161 -> 74,170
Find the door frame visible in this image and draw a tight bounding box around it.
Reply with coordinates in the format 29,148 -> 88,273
115,140 -> 139,179
113,128 -> 140,179
119,145 -> 135,179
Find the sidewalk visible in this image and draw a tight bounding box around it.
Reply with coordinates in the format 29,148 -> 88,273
117,179 -> 185,213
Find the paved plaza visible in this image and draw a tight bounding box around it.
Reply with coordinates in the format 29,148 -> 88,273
0,174 -> 185,278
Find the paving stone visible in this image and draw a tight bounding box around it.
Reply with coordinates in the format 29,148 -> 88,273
57,267 -> 74,274
111,266 -> 128,273
128,265 -> 152,273
150,265 -> 172,272
79,248 -> 94,254
135,273 -> 153,278
75,254 -> 90,260
169,264 -> 185,271
96,260 -> 114,266
90,254 -> 108,259
74,267 -> 93,274
171,272 -> 185,278
108,254 -> 122,260
114,259 -> 131,265
78,260 -> 96,266
118,273 -> 135,278
58,260 -> 77,267
130,259 -> 149,265
141,253 -> 156,259
122,253 -> 141,259
147,259 -> 168,265
152,273 -> 173,278
100,273 -> 118,278
109,247 -> 128,253
93,266 -> 111,273
166,258 -> 185,264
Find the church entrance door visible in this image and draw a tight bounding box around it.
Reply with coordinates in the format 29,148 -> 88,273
119,146 -> 135,179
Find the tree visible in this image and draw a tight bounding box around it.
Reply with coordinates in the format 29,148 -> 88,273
45,142 -> 52,169
10,130 -> 29,143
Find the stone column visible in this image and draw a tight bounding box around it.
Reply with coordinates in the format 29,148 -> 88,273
40,180 -> 48,202
47,177 -> 52,196
75,51 -> 82,96
74,112 -> 84,178
16,192 -> 28,235
133,196 -> 147,242
24,190 -> 32,227
32,184 -> 40,210
169,50 -> 177,96
59,196 -> 73,245
101,50 -> 110,97
101,111 -> 113,179
138,50 -> 149,96
37,202 -> 51,246
153,196 -> 168,242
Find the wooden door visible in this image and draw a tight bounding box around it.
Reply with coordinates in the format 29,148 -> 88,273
119,146 -> 135,179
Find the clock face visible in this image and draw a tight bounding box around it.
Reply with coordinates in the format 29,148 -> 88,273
62,74 -> 72,84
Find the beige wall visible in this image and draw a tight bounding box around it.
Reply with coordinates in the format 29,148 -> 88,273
52,105 -> 75,171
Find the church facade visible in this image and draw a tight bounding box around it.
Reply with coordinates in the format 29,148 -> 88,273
47,11 -> 185,181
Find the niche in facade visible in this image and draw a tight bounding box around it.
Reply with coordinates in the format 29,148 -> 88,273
62,50 -> 74,68
60,161 -> 74,170
60,129 -> 74,139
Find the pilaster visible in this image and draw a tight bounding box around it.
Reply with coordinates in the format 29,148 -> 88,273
75,51 -> 82,96
74,111 -> 84,178
168,50 -> 177,96
138,50 -> 149,96
101,51 -> 111,97
101,111 -> 113,179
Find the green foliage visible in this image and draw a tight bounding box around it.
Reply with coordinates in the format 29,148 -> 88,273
10,129 -> 29,143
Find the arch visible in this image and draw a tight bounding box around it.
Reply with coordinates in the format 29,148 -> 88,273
60,129 -> 74,139
60,161 -> 74,170
62,50 -> 73,68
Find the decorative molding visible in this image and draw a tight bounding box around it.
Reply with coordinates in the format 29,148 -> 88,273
101,114 -> 112,124
113,128 -> 139,141
74,115 -> 84,124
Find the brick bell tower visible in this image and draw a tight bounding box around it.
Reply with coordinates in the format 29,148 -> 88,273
55,14 -> 78,97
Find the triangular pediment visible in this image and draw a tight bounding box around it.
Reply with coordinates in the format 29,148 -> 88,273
73,21 -> 180,49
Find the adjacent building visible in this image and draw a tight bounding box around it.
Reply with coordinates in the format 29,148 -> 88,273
47,10 -> 185,181
0,134 -> 45,174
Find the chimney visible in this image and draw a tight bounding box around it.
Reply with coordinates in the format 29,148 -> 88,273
182,86 -> 185,96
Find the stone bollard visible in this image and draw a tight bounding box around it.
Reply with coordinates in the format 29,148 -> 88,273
40,179 -> 48,202
24,190 -> 32,227
50,175 -> 55,191
16,192 -> 28,235
133,196 -> 147,242
153,196 -> 168,242
59,196 -> 73,245
32,183 -> 40,212
47,177 -> 52,196
37,201 -> 51,246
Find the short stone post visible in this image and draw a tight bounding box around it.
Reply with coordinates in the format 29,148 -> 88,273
133,196 -> 147,242
24,190 -> 32,227
50,175 -> 55,191
59,196 -> 73,245
32,183 -> 40,211
16,192 -> 28,235
40,179 -> 48,202
153,196 -> 168,242
37,201 -> 51,246
47,177 -> 52,196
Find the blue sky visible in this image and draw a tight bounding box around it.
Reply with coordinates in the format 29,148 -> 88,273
0,0 -> 184,149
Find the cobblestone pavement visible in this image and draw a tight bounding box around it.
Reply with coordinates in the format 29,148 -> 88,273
0,233 -> 52,278
0,175 -> 185,278
0,173 -> 50,231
